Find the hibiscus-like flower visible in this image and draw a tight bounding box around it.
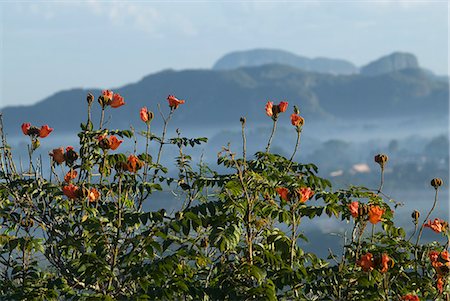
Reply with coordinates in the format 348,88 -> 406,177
278,101 -> 288,112
348,201 -> 359,218
109,136 -> 123,150
21,123 -> 53,138
167,95 -> 185,109
39,125 -> 53,138
265,101 -> 274,117
379,253 -> 393,273
437,276 -> 444,293
88,188 -> 100,202
21,123 -> 31,135
98,135 -> 123,151
102,90 -> 113,100
62,184 -> 80,199
429,250 -> 440,265
64,146 -> 78,166
401,295 -> 420,301
290,113 -> 304,127
357,252 -> 374,272
64,170 -> 78,183
265,101 -> 288,119
276,187 -> 289,202
49,147 -> 65,164
368,205 -> 385,224
126,155 -> 144,173
298,187 -> 314,203
140,107 -> 154,123
110,93 -> 125,108
424,218 -> 448,233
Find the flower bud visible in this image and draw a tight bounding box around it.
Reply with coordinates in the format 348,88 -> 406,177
87,93 -> 94,106
64,148 -> 79,165
98,137 -> 111,150
430,178 -> 443,189
240,117 -> 246,126
411,210 -> 420,224
272,105 -> 281,119
27,126 -> 41,137
374,154 -> 389,169
97,95 -> 110,108
32,139 -> 40,151
294,105 -> 300,115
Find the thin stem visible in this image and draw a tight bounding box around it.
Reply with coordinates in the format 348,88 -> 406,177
406,222 -> 418,242
87,103 -> 92,126
143,122 -> 150,182
99,107 -> 105,129
415,188 -> 439,247
229,150 -> 253,265
156,106 -> 174,166
241,119 -> 247,163
370,223 -> 375,244
377,167 -> 385,194
265,119 -> 277,153
27,142 -> 34,175
289,129 -> 302,162
290,209 -> 297,268
108,174 -> 123,291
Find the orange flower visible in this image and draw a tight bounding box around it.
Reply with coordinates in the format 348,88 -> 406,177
109,136 -> 123,150
50,147 -> 65,164
401,295 -> 420,301
167,95 -> 185,109
64,170 -> 78,183
299,187 -> 314,203
21,123 -> 31,135
88,188 -> 100,202
265,101 -> 288,119
140,107 -> 149,123
290,114 -> 304,127
39,125 -> 53,138
265,101 -> 274,117
348,201 -> 359,218
368,205 -> 385,224
437,276 -> 444,293
441,250 -> 449,262
424,218 -> 447,233
102,89 -> 113,100
429,250 -> 440,264
110,93 -> 125,108
380,253 -> 392,273
62,184 -> 79,199
276,187 -> 289,202
357,252 -> 374,272
126,155 -> 143,173
278,101 -> 288,112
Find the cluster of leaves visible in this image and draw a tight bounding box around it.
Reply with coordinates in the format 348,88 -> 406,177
0,93 -> 448,301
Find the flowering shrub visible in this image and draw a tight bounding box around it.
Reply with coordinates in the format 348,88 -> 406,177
0,92 -> 448,300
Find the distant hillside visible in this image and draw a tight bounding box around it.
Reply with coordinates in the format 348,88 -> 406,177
361,52 -> 419,76
213,49 -> 358,75
1,64 -> 448,136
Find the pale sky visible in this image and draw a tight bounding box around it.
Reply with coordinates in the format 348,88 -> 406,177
0,0 -> 448,108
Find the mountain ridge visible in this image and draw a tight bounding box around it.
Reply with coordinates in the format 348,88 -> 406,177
1,63 -> 448,136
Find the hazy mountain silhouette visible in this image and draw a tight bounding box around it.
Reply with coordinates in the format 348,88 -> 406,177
1,61 -> 448,136
213,49 -> 358,75
360,52 -> 419,76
